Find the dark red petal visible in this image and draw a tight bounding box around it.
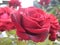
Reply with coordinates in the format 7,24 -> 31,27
11,14 -> 25,32
17,31 -> 30,40
49,33 -> 57,41
30,32 -> 48,42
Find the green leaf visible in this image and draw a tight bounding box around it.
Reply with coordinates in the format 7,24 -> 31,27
16,40 -> 27,45
48,8 -> 56,14
7,30 -> 16,36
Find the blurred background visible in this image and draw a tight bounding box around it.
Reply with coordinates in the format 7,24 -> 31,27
0,0 -> 60,45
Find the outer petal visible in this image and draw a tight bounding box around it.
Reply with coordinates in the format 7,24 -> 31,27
30,32 -> 48,42
48,14 -> 59,41
17,31 -> 30,40
11,13 -> 25,32
49,31 -> 57,41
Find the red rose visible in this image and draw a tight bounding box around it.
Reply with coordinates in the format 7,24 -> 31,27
11,7 -> 59,42
9,0 -> 21,7
38,0 -> 51,6
0,7 -> 15,31
11,7 -> 50,42
48,14 -> 59,41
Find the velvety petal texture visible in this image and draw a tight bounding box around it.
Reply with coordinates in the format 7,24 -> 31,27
0,7 -> 15,32
11,7 -> 59,42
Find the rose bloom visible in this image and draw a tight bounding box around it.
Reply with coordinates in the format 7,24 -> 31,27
0,7 -> 15,32
8,0 -> 21,8
38,0 -> 51,6
11,7 -> 59,42
48,14 -> 59,41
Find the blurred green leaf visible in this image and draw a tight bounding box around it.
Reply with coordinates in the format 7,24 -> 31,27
0,38 -> 12,45
7,30 -> 16,36
17,40 -> 27,45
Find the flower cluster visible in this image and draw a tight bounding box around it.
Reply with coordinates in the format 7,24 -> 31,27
11,7 -> 59,42
38,0 -> 51,6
